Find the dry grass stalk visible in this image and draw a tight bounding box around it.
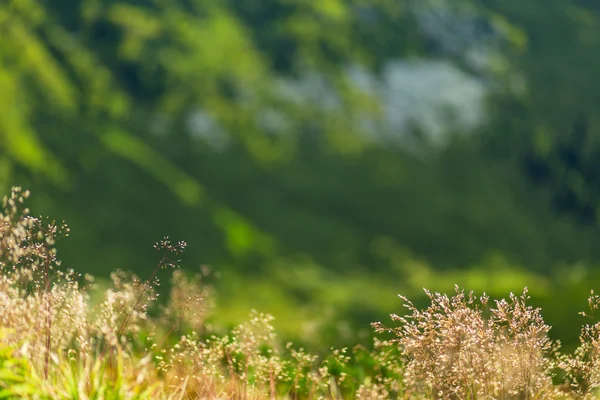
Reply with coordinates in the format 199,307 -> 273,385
2,186 -> 600,399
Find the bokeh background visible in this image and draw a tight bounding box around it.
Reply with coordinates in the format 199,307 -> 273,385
2,0 -> 600,351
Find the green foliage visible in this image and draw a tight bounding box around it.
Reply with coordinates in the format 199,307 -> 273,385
0,339 -> 41,399
4,0 -> 600,370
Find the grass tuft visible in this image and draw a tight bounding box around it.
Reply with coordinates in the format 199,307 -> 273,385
1,187 -> 600,399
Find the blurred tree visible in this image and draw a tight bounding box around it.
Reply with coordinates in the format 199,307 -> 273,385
3,0 -> 600,314
480,0 -> 600,226
1,0 -> 445,276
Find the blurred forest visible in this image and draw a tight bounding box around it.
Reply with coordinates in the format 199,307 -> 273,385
2,0 -> 600,349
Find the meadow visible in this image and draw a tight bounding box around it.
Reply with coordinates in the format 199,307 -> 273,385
2,186 -> 600,399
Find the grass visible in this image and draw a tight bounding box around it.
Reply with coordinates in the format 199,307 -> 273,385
2,186 -> 600,398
